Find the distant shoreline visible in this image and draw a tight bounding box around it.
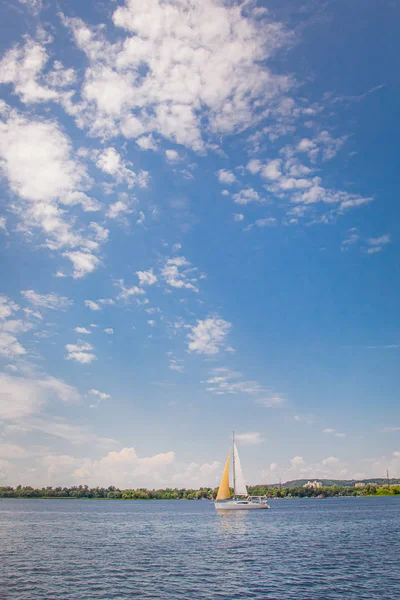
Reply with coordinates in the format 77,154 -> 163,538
1,495 -> 399,501
1,482 -> 399,501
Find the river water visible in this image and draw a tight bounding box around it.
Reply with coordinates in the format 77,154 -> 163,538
1,497 -> 399,599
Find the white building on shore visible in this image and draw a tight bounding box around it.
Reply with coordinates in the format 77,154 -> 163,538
303,480 -> 323,489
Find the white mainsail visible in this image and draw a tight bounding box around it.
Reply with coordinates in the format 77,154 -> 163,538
233,442 -> 248,496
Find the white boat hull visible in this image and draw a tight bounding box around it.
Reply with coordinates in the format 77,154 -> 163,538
215,501 -> 270,511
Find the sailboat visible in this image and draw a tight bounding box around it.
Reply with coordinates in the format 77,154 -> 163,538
214,432 -> 270,510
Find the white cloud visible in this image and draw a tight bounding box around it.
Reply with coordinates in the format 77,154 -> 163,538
171,460 -> 220,488
17,0 -> 43,16
20,417 -> 117,447
232,188 -> 261,205
106,198 -> 133,219
0,109 -> 104,269
246,159 -> 262,174
323,428 -> 346,437
261,159 -> 282,180
71,447 -> 176,487
0,331 -> 26,358
0,297 -> 30,358
0,372 -> 79,420
96,147 -> 148,188
0,38 -> 73,104
65,340 -> 96,364
63,1 -> 291,147
206,368 -> 268,396
165,149 -> 181,162
89,388 -> 111,400
235,432 -> 264,446
104,328 -> 114,335
137,269 -> 157,286
84,300 -> 101,311
115,279 -> 146,300
322,456 -> 339,466
187,317 -> 231,355
21,290 -> 72,310
161,256 -> 199,292
290,456 -> 305,468
217,169 -> 237,184
136,135 -> 158,151
63,250 -> 100,279
0,443 -> 29,458
297,138 -> 316,153
0,295 -> 19,319
246,217 -> 276,230
256,394 -> 286,408
0,216 -> 7,232
74,327 -> 91,335
366,234 -> 391,254
90,222 -> 109,242
234,213 -> 244,222
341,230 -> 360,250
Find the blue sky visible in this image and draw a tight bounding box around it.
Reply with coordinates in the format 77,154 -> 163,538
0,0 -> 399,488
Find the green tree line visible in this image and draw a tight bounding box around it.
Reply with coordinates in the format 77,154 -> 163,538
1,483 -> 399,499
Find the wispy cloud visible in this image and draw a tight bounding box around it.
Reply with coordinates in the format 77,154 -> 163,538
235,432 -> 264,446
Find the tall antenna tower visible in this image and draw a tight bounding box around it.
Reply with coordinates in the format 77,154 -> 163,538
387,469 -> 390,489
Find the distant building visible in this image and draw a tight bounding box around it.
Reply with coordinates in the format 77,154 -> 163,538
303,480 -> 323,489
354,482 -> 365,488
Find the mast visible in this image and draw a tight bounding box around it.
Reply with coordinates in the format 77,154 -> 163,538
232,431 -> 236,497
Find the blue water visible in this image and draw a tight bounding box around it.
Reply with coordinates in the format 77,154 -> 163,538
1,497 -> 399,599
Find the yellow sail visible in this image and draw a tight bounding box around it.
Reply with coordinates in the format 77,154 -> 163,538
216,451 -> 231,500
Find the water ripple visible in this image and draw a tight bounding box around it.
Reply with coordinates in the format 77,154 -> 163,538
1,497 -> 399,599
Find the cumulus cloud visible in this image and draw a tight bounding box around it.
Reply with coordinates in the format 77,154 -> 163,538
22,290 -> 72,310
61,0 -> 292,147
84,300 -> 101,311
63,250 -> 100,279
0,37 -> 74,104
88,388 -> 111,409
161,256 -> 199,292
187,317 -> 231,355
96,147 -> 148,188
72,447 -> 176,487
232,188 -> 261,205
262,159 -> 282,180
0,372 -> 79,419
0,295 -> 31,358
0,108 -> 105,274
104,328 -> 114,335
74,327 -> 91,335
65,340 -> 96,364
165,149 -> 181,162
115,279 -> 146,300
106,197 -> 133,219
137,269 -> 157,286
217,169 -> 237,184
